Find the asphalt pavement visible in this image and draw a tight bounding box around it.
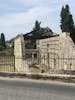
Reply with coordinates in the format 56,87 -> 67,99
0,78 -> 75,100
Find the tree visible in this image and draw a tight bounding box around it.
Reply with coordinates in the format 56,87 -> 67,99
70,26 -> 75,42
33,20 -> 41,31
60,4 -> 74,34
33,20 -> 41,36
28,20 -> 41,49
25,20 -> 54,49
25,20 -> 41,49
1,33 -> 6,48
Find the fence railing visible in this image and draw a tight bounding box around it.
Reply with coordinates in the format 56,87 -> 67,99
39,55 -> 75,74
0,56 -> 15,72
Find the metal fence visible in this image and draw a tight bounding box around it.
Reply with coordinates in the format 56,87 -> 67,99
0,56 -> 15,72
25,49 -> 39,66
39,52 -> 75,74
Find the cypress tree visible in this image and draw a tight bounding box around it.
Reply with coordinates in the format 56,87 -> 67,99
60,4 -> 74,34
1,33 -> 6,48
33,20 -> 41,36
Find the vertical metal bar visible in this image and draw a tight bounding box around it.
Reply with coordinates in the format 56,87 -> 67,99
14,55 -> 15,72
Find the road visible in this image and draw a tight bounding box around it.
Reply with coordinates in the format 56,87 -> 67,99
0,78 -> 75,100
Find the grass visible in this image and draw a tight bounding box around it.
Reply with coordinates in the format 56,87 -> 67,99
0,47 -> 14,56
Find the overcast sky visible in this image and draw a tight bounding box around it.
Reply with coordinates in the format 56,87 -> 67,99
0,0 -> 75,40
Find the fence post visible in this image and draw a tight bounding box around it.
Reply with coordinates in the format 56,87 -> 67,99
14,55 -> 15,72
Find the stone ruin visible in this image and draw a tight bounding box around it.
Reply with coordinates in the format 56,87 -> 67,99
14,32 -> 75,73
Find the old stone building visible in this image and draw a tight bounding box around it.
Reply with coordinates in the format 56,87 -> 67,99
37,32 -> 75,72
14,32 -> 75,73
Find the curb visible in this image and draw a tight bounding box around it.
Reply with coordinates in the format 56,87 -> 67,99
0,72 -> 75,83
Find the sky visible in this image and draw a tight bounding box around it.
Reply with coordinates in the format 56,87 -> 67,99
0,0 -> 75,40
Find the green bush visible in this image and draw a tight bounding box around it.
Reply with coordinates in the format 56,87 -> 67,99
0,46 -> 4,51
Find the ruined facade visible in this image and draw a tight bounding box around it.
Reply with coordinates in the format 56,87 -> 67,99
37,32 -> 75,71
14,32 -> 75,73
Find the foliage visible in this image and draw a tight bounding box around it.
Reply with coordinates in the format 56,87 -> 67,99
0,47 -> 14,56
0,46 -> 4,51
60,4 -> 75,42
33,20 -> 41,36
1,33 -> 6,48
25,20 -> 54,49
25,20 -> 41,49
25,40 -> 36,49
60,5 -> 74,33
70,26 -> 75,43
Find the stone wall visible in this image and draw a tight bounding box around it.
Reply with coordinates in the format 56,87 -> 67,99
14,32 -> 75,73
37,32 -> 75,71
14,34 -> 29,72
